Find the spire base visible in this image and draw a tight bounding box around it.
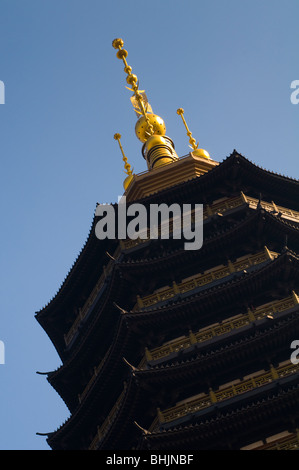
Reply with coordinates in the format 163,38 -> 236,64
142,135 -> 178,170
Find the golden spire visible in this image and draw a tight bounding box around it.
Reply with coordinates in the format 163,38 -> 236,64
113,133 -> 134,190
112,38 -> 178,170
112,38 -> 155,140
176,108 -> 210,159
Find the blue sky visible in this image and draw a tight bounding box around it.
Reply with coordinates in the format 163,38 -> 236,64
0,0 -> 298,450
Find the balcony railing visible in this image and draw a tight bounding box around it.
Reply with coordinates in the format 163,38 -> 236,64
154,361 -> 299,427
141,292 -> 299,365
135,247 -> 278,310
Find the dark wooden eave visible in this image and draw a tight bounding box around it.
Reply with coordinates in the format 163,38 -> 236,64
35,210 -> 118,360
127,151 -> 299,211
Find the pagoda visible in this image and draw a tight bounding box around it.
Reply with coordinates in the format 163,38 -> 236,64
36,39 -> 299,450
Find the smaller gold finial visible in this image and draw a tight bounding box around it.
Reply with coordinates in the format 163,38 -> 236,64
114,133 -> 134,190
176,108 -> 198,150
176,108 -> 210,159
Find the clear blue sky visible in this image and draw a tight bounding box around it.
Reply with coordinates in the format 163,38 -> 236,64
0,0 -> 298,450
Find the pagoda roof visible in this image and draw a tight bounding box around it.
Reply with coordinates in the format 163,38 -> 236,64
46,299 -> 299,447
48,247 -> 299,398
35,152 -> 299,357
47,205 -> 299,364
91,361 -> 299,450
37,151 -> 299,450
36,152 -> 299,316
129,151 -> 299,210
44,250 -> 299,447
138,378 -> 299,450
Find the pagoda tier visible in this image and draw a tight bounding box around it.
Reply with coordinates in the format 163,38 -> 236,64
138,369 -> 299,450
46,248 -> 299,449
124,151 -> 299,211
37,151 -> 299,450
92,360 -> 299,450
46,206 -> 299,413
88,294 -> 299,450
36,152 -> 299,358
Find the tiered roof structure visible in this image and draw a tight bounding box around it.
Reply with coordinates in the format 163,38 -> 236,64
36,39 -> 299,450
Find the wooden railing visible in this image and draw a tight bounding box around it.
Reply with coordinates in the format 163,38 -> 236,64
245,195 -> 299,223
141,292 -> 299,364
156,361 -> 299,426
135,247 -> 278,310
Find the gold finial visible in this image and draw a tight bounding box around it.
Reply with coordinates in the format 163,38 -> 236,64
112,38 -> 154,139
114,133 -> 134,190
176,108 -> 210,159
176,108 -> 198,150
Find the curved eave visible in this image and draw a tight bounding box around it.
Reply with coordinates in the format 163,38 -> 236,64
36,210 -> 97,316
47,374 -> 140,450
47,307 -> 128,412
35,207 -> 117,310
46,261 -> 142,410
127,151 -> 299,211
